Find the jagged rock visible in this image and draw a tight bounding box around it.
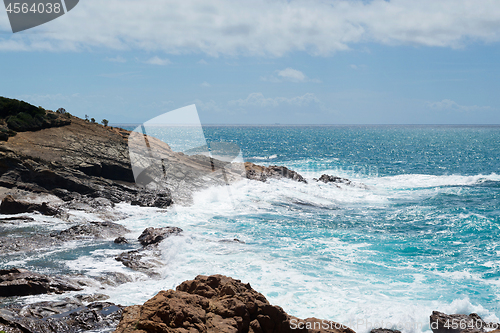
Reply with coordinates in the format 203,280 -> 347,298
0,300 -> 122,333
75,293 -> 110,303
115,249 -> 162,278
132,191 -> 173,208
114,274 -> 355,333
97,272 -> 134,287
51,188 -> 82,202
315,174 -> 352,185
430,311 -> 498,333
0,195 -> 59,215
138,226 -> 183,246
114,236 -> 129,244
0,268 -> 83,297
245,162 -> 307,183
115,227 -> 183,276
314,174 -> 369,189
51,221 -> 130,240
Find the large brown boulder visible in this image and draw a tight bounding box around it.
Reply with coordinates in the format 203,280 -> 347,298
114,274 -> 355,333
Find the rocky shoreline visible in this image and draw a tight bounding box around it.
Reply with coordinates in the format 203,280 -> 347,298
0,98 -> 492,333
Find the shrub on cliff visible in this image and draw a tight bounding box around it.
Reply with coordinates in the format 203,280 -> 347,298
0,96 -> 45,119
0,96 -> 71,136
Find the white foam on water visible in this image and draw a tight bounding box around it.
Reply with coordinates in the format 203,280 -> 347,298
366,173 -> 500,190
8,167 -> 496,333
252,154 -> 278,160
81,177 -> 494,333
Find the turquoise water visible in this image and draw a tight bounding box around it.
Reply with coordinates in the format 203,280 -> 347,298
116,125 -> 500,332
180,125 -> 500,330
199,126 -> 500,315
3,125 -> 499,333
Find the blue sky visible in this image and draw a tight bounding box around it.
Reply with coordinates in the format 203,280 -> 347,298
1,0 -> 500,125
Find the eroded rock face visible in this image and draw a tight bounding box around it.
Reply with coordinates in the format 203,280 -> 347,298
0,300 -> 122,333
430,311 -> 499,333
0,195 -> 59,215
0,114 -> 174,209
114,274 -> 355,333
0,268 -> 83,297
245,162 -> 307,183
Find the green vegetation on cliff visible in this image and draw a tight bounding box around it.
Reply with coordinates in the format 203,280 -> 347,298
0,96 -> 71,140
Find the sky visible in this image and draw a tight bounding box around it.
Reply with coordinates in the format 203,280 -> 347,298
1,0 -> 500,125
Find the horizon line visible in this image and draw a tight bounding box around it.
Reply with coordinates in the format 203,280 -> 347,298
110,123 -> 500,127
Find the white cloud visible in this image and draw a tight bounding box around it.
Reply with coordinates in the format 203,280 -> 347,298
106,55 -> 126,63
201,81 -> 211,87
1,0 -> 500,55
350,64 -> 367,70
143,56 -> 171,65
198,59 -> 208,65
263,68 -> 320,83
277,68 -> 306,82
427,99 -> 491,112
229,92 -> 321,108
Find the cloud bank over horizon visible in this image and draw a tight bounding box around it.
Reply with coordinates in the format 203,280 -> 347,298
1,0 -> 500,56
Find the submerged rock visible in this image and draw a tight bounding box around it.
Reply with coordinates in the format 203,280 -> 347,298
0,195 -> 59,215
0,300 -> 122,333
0,268 -> 82,297
0,234 -> 60,253
114,274 -> 355,333
245,162 -> 307,183
219,238 -> 246,244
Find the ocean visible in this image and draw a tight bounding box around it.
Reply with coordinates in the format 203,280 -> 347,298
3,125 -> 500,333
